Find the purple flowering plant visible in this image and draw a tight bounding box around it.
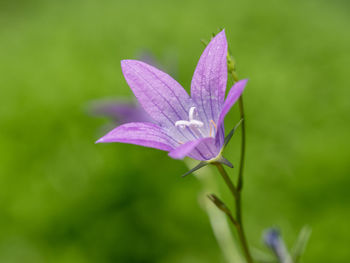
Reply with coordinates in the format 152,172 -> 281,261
94,30 -> 310,263
96,30 -> 246,166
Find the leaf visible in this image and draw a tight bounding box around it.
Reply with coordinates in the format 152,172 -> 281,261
292,226 -> 312,263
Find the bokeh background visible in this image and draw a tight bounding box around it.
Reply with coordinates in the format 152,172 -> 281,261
1,0 -> 349,262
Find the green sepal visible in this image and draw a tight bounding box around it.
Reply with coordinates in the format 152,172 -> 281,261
182,161 -> 208,177
224,118 -> 243,148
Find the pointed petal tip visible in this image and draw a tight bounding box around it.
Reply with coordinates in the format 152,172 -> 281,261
217,29 -> 226,36
121,59 -> 140,69
234,79 -> 248,96
120,60 -> 129,72
94,122 -> 174,151
212,29 -> 227,42
95,137 -> 104,144
240,78 -> 249,84
168,151 -> 185,160
235,79 -> 249,94
212,29 -> 227,44
120,59 -> 131,67
233,79 -> 248,89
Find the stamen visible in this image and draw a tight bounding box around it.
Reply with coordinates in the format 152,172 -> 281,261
174,107 -> 204,138
210,119 -> 217,131
209,120 -> 217,137
175,107 -> 203,129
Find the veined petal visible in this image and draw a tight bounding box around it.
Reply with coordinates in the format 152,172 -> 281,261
96,122 -> 176,151
121,60 -> 193,128
168,140 -> 201,159
215,124 -> 225,149
191,30 -> 228,126
169,137 -> 219,160
217,79 -> 247,129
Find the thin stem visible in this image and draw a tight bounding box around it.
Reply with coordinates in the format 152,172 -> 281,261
207,194 -> 238,226
216,163 -> 237,199
229,70 -> 246,192
216,164 -> 253,263
236,222 -> 253,263
237,95 -> 245,191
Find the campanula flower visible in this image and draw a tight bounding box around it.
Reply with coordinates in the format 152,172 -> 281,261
96,30 -> 247,162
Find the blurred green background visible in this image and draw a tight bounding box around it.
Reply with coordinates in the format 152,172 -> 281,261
1,0 -> 349,262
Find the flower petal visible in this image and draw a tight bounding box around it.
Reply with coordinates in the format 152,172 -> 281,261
217,79 -> 247,129
168,140 -> 201,159
191,30 -> 228,126
96,122 -> 176,151
168,137 -> 219,160
121,60 -> 193,127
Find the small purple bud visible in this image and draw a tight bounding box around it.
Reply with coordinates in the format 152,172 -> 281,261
263,228 -> 291,263
264,228 -> 281,250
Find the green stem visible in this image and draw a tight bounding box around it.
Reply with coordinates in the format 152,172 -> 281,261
216,163 -> 237,199
225,51 -> 250,261
216,164 -> 253,263
229,70 -> 246,191
237,96 -> 245,191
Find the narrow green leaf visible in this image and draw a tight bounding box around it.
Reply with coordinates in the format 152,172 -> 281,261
292,226 -> 312,263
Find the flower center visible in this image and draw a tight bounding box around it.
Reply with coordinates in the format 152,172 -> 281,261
175,107 -> 204,138
175,107 -> 218,139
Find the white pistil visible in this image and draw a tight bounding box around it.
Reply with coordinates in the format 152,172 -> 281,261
188,107 -> 196,122
175,107 -> 204,137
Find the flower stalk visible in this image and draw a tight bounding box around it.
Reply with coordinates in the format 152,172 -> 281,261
215,164 -> 253,263
237,95 -> 245,191
227,53 -> 246,191
209,50 -> 253,263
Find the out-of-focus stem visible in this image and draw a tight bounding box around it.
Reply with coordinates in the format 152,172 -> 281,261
216,164 -> 253,263
185,160 -> 244,263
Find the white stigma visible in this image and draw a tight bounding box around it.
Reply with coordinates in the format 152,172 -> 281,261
188,107 -> 196,121
175,107 -> 204,129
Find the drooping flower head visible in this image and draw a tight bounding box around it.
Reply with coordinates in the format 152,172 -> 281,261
96,30 -> 247,162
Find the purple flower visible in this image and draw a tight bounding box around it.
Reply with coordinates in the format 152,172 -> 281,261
89,99 -> 152,124
96,30 -> 247,162
264,228 -> 291,263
